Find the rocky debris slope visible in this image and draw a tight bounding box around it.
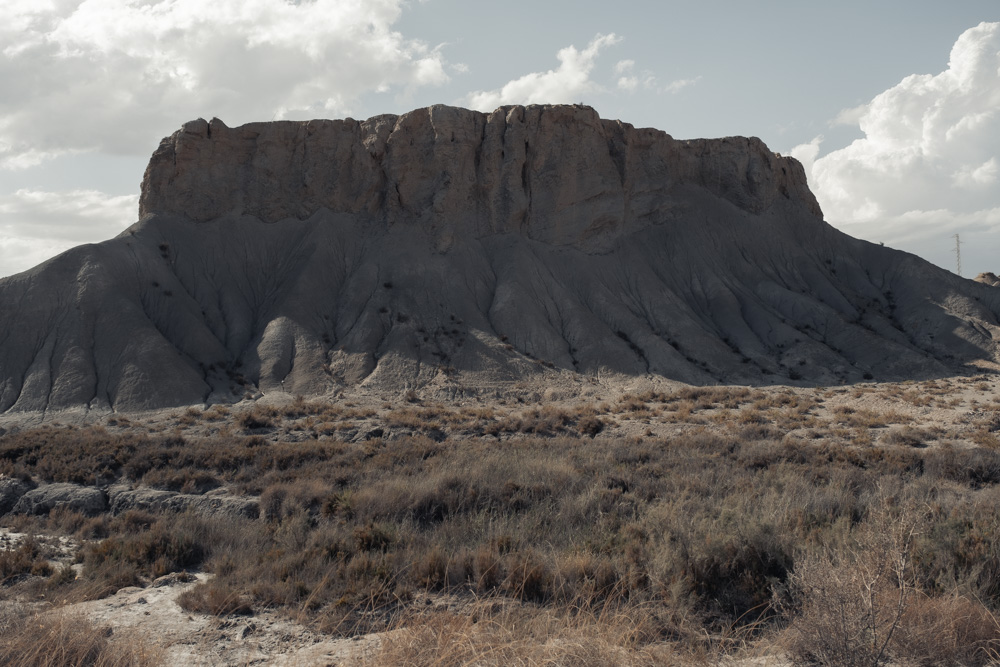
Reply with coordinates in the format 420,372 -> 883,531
2,104 -> 1000,413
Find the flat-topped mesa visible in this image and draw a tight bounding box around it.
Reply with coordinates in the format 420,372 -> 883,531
4,104 -> 1000,414
139,104 -> 821,248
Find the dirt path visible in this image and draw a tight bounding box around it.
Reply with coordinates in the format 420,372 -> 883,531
67,574 -> 382,665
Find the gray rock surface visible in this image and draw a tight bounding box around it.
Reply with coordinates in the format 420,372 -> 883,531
0,477 -> 33,514
139,105 -> 822,239
2,104 -> 1000,412
108,486 -> 259,520
12,483 -> 106,516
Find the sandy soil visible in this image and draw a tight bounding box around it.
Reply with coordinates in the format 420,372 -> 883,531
72,574 -> 382,666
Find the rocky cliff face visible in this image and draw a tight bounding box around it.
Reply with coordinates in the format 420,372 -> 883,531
2,104 -> 999,413
139,105 -> 820,250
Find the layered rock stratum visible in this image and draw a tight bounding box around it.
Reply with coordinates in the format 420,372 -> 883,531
2,104 -> 999,413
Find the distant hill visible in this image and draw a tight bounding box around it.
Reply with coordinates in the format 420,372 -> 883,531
2,104 -> 998,413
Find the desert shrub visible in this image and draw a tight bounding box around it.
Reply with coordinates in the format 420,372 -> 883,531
80,513 -> 222,589
237,410 -> 274,430
910,486 -> 1000,603
489,407 -> 573,435
72,514 -> 110,540
970,429 -> 1000,449
881,426 -> 934,447
578,415 -> 605,437
0,538 -> 52,583
412,545 -> 451,590
353,521 -> 395,552
260,484 -> 288,522
736,407 -> 767,425
348,448 -> 575,526
70,559 -> 142,601
59,511 -> 265,602
141,468 -> 220,493
782,500 -> 925,666
556,553 -> 619,599
85,523 -> 204,580
202,404 -> 231,421
177,581 -> 253,616
925,448 -> 1000,489
504,549 -> 555,603
0,426 -> 141,485
111,509 -> 158,533
46,563 -> 78,590
666,385 -> 752,410
645,500 -> 793,623
45,506 -> 91,535
260,478 -> 334,521
473,545 -> 504,592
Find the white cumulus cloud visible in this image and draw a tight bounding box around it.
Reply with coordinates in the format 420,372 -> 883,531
614,59 -> 635,75
798,21 -> 1000,275
0,188 -> 138,277
832,104 -> 868,127
615,59 -> 638,91
0,0 -> 450,169
465,34 -> 621,110
663,76 -> 701,94
614,59 -> 662,93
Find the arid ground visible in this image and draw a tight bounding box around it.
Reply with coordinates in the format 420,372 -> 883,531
3,372 -> 1000,665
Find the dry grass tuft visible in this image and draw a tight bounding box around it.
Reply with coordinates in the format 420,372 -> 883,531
360,598 -> 678,666
0,605 -> 163,666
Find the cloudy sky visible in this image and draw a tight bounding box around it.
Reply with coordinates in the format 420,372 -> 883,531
1,0 -> 999,278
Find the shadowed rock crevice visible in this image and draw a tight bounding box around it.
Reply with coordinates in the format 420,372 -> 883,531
2,104 -> 1000,412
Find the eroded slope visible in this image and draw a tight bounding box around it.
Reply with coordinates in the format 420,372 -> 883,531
1,104 -> 998,412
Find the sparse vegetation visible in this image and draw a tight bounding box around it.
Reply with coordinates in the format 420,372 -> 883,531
3,378 -> 1000,663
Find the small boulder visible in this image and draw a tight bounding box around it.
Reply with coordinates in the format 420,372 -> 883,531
12,483 -> 106,516
107,487 -> 177,515
186,494 -> 259,521
152,571 -> 195,588
109,486 -> 259,521
0,477 -> 33,514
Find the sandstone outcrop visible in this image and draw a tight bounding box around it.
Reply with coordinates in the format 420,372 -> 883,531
11,483 -> 107,516
0,480 -> 259,520
0,477 -> 33,514
107,486 -> 260,520
1,104 -> 999,413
